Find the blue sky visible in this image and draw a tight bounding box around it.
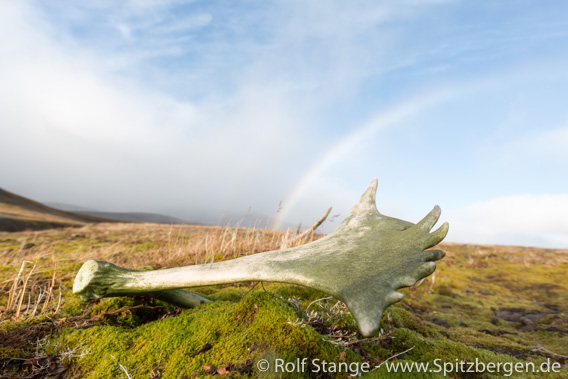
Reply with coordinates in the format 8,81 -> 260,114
1,1 -> 568,248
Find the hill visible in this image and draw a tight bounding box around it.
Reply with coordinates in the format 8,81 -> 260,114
77,211 -> 190,224
0,222 -> 566,378
45,202 -> 196,225
0,187 -> 118,232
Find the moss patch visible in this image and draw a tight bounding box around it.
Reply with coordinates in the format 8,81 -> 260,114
45,291 -> 358,378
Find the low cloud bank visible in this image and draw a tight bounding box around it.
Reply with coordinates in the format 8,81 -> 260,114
447,194 -> 568,248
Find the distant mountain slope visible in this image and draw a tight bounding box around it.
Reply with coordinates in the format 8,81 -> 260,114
76,211 -> 190,224
44,202 -> 95,212
0,187 -> 118,232
45,201 -> 193,225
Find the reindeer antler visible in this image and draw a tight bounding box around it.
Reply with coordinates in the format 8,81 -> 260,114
74,179 -> 448,337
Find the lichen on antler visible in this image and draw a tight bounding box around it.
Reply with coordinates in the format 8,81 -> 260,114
73,178 -> 448,337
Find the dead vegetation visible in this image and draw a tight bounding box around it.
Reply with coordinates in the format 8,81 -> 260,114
1,222 -> 322,323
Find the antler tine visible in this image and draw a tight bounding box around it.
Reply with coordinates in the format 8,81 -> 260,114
423,249 -> 446,262
347,178 -> 379,217
414,205 -> 441,232
424,222 -> 449,249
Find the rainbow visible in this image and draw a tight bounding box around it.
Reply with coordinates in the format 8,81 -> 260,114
272,88 -> 454,230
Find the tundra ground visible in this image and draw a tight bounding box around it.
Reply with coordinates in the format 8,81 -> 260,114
1,223 -> 567,378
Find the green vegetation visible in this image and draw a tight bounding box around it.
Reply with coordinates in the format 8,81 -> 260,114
1,223 -> 567,378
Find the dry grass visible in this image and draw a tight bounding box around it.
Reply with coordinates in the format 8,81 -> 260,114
2,259 -> 61,321
0,221 -> 320,322
0,203 -> 78,224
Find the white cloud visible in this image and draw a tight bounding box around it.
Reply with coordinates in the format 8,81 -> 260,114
0,1 -> 310,219
447,194 -> 568,248
3,0 -> 567,249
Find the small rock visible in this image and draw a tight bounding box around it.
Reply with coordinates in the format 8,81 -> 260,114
518,316 -> 536,332
479,289 -> 488,295
21,243 -> 36,250
494,308 -> 543,324
491,316 -> 499,325
521,317 -> 534,326
524,313 -> 543,322
441,304 -> 452,309
518,325 -> 535,332
494,310 -> 522,322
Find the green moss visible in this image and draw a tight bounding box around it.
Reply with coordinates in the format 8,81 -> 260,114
61,295 -> 87,316
366,326 -> 566,378
0,347 -> 26,360
389,307 -> 442,339
45,291 -> 357,378
90,297 -> 138,314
